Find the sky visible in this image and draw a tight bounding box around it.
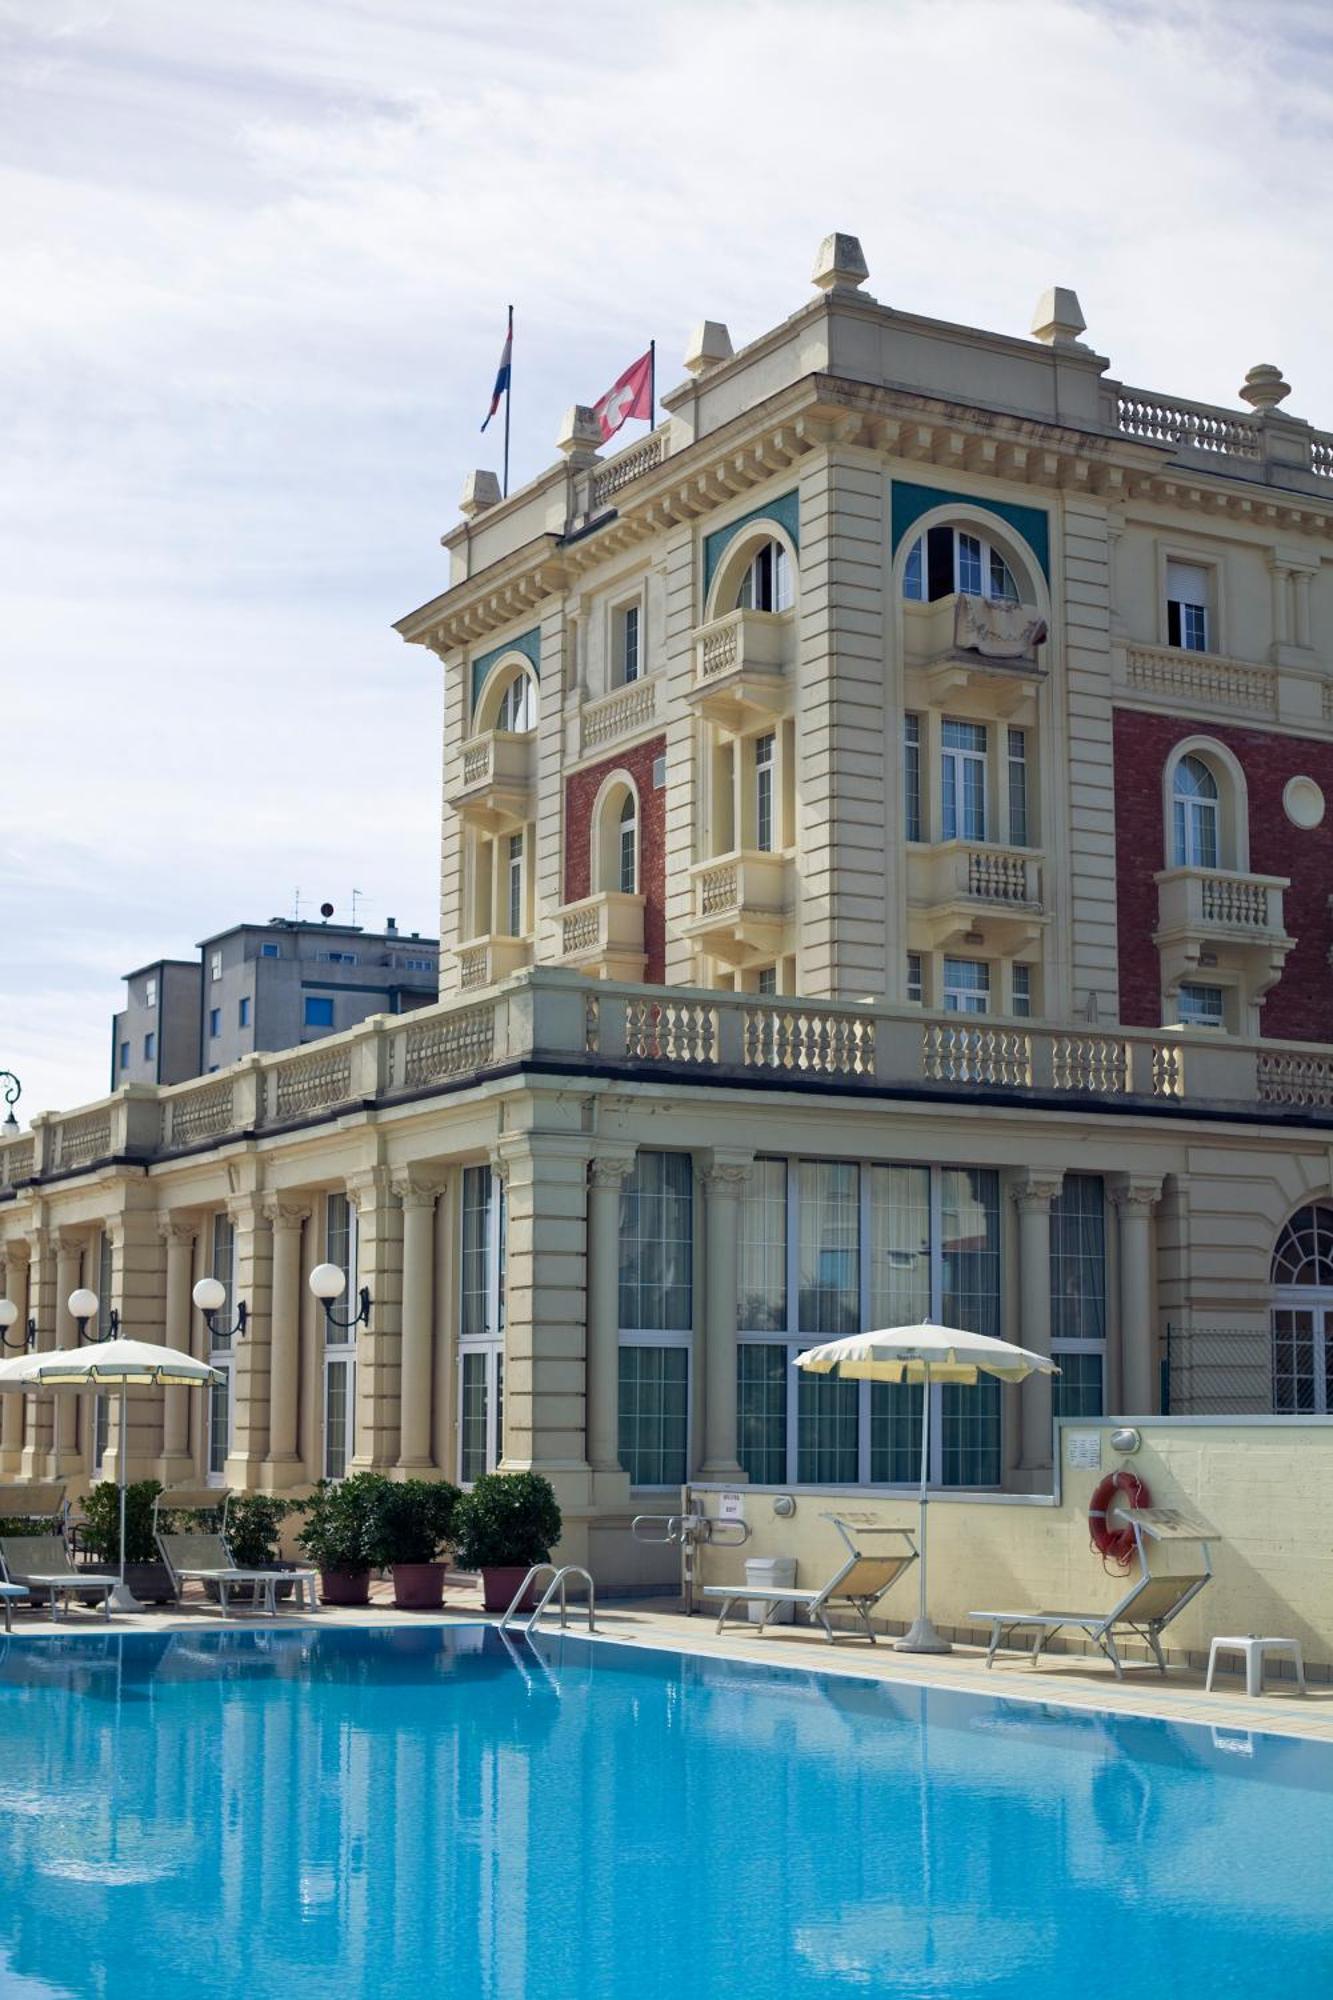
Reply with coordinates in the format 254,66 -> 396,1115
4,0 -> 1333,1119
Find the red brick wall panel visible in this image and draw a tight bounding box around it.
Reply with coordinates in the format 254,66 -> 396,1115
564,735 -> 667,982
1113,709 -> 1333,1039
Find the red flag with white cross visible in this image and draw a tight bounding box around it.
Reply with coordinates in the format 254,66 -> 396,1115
592,347 -> 654,442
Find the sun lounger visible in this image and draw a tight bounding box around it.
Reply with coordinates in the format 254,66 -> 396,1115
153,1490 -> 317,1618
0,1536 -> 118,1620
702,1517 -> 918,1643
970,1506 -> 1213,1679
0,1584 -> 28,1631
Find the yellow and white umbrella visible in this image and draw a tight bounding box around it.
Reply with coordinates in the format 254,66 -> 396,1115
0,1340 -> 221,1608
795,1323 -> 1058,1654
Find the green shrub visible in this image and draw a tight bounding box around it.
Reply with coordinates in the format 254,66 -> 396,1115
296,1472 -> 391,1574
368,1479 -> 461,1566
225,1494 -> 296,1567
79,1480 -> 163,1564
453,1472 -> 561,1571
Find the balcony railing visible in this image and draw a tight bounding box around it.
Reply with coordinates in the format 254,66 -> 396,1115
555,892 -> 646,978
681,850 -> 793,965
903,593 -> 1046,668
579,678 -> 658,757
10,971 -> 1333,1193
1122,643 -> 1276,717
688,609 -> 792,729
907,841 -> 1043,947
1155,867 -> 1288,938
446,729 -> 535,830
456,935 -> 532,992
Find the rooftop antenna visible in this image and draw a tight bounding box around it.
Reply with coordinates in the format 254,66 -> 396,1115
351,887 -> 363,926
293,886 -> 302,921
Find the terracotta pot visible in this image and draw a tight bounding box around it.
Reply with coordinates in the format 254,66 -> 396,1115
319,1568 -> 371,1607
391,1562 -> 446,1611
481,1566 -> 541,1614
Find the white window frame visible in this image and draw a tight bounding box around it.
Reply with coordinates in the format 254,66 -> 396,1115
210,950 -> 222,981
1010,962 -> 1032,1019
506,831 -> 525,937
458,1167 -> 506,1484
1175,982 -> 1226,1029
206,1214 -> 238,1486
902,526 -> 1020,604
495,668 -> 537,734
754,732 -> 775,853
144,977 -> 157,1008
1171,754 -> 1221,869
1165,558 -> 1212,654
943,956 -> 990,1014
736,538 -> 794,614
618,793 -> 638,895
612,598 -> 643,687
322,1193 -> 358,1481
941,719 -> 988,843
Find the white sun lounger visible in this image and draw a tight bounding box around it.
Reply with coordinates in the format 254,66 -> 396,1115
970,1507 -> 1213,1679
154,1490 -> 317,1618
702,1517 -> 918,1643
0,1536 -> 118,1620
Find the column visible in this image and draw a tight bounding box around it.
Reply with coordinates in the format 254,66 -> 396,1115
158,1218 -> 197,1482
222,1192 -> 273,1489
0,1245 -> 29,1472
118,1207 -> 169,1476
1294,569 -> 1313,651
1111,1176 -> 1163,1415
20,1230 -> 51,1477
395,1178 -> 440,1472
347,1168 -> 403,1473
698,1150 -> 753,1481
1010,1172 -> 1062,1476
586,1151 -> 635,1502
263,1202 -> 309,1488
49,1230 -> 85,1475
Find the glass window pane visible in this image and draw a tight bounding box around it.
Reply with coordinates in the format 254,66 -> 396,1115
903,714 -> 921,843
739,1160 -> 787,1331
460,1351 -> 490,1482
738,1344 -> 787,1484
619,1153 -> 693,1332
1272,1310 -> 1316,1414
324,1358 -> 351,1479
1052,1351 -> 1104,1419
868,1165 -> 930,1327
940,1168 -> 1001,1486
870,1381 -> 923,1484
903,537 -> 924,600
461,1166 -> 491,1338
1051,1175 -> 1106,1342
208,1370 -> 230,1476
797,1369 -> 859,1483
956,532 -> 983,595
1007,727 -> 1028,847
797,1161 -> 859,1335
618,1345 -> 689,1486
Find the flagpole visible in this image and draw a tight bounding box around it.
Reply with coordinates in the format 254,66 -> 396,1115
649,338 -> 656,431
503,303 -> 513,499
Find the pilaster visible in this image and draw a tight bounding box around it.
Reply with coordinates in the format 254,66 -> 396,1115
347,1167 -> 403,1473
393,1176 -> 442,1474
1110,1175 -> 1164,1416
586,1150 -> 636,1508
0,1242 -> 30,1472
19,1227 -> 52,1476
698,1149 -> 753,1480
1009,1171 -> 1063,1478
157,1216 -> 198,1484
221,1192 -> 273,1489
49,1228 -> 86,1476
260,1201 -> 310,1490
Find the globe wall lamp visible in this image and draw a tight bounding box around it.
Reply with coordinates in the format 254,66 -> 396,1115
192,1277 -> 248,1340
308,1262 -> 372,1333
68,1288 -> 119,1343
0,1299 -> 35,1352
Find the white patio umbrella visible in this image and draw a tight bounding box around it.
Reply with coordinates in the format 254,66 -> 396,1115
0,1339 -> 222,1610
795,1323 -> 1058,1655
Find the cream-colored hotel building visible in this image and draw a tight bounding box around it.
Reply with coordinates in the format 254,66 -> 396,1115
7,235 -> 1333,1579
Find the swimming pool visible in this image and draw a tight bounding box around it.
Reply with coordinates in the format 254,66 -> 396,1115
0,1624 -> 1327,1998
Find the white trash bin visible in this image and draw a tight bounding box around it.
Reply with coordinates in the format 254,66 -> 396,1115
745,1555 -> 797,1625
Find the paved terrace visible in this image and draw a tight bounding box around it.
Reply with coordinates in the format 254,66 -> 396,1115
5,1579 -> 1330,1747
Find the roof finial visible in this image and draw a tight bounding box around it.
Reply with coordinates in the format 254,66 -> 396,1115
1031,286 -> 1087,349
811,232 -> 870,298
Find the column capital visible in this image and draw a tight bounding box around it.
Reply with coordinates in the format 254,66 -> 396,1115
346,1166 -> 394,1212
1009,1170 -> 1064,1215
0,1238 -> 31,1265
1109,1174 -> 1164,1215
225,1190 -> 268,1229
261,1198 -> 311,1233
157,1214 -> 198,1246
698,1148 -> 755,1193
588,1150 -> 636,1190
391,1174 -> 443,1210
52,1225 -> 90,1258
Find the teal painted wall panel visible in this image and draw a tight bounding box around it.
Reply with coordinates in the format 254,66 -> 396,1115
890,481 -> 1050,582
703,489 -> 800,600
471,626 -> 542,713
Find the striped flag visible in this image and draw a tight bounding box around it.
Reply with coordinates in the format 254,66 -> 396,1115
481,308 -> 513,432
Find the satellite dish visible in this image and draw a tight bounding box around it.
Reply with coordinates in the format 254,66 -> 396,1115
320,901 -> 334,920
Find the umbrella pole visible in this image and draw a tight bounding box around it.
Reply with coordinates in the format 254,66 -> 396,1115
108,1385 -> 141,1613
896,1360 -> 950,1654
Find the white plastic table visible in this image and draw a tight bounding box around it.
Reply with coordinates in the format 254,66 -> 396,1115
1206,1634 -> 1307,1697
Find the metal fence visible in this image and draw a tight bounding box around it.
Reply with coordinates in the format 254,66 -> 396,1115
1161,1323 -> 1275,1416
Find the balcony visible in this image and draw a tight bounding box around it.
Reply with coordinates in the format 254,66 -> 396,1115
446,730 -> 535,833
679,850 -> 794,967
906,840 -> 1045,952
903,594 -> 1047,720
455,935 -> 532,992
686,609 -> 792,731
1154,867 -> 1293,1010
555,892 -> 646,981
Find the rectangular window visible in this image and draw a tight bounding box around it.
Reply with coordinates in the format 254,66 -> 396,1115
507,832 -> 524,935
754,733 -> 775,852
737,1342 -> 787,1484
238,997 -> 250,1028
323,1193 -> 358,1478
317,951 -> 358,965
956,531 -> 984,597
868,1162 -> 931,1478
618,1345 -> 688,1486
906,953 -> 923,1006
209,1008 -> 220,1038
1007,727 -> 1029,847
619,1152 -> 692,1331
940,1167 -> 1001,1485
1052,1348 -> 1105,1419
323,1358 -> 351,1480
144,977 -> 157,1008
461,1165 -> 506,1338
1166,560 -> 1210,651
755,966 -> 777,996
260,942 -> 281,958
459,1350 -> 490,1483
903,714 -> 922,843
903,538 -> 925,601
143,1032 -> 155,1061
210,951 -> 222,980
739,1159 -> 787,1332
617,603 -> 641,685
797,1160 -> 859,1335
119,1042 -> 130,1070
797,1369 -> 860,1484
1051,1174 -> 1106,1422
304,995 -> 335,1029
207,1212 -> 237,1480
941,719 -> 987,841
1011,963 -> 1032,1019
1178,983 -> 1225,1028
943,957 -> 989,1014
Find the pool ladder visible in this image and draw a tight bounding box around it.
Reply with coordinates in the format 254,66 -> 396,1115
498,1563 -> 596,1636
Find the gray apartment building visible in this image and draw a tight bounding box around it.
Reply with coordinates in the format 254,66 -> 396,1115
111,918 -> 439,1087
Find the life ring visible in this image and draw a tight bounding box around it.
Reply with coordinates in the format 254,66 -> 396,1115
1088,1469 -> 1151,1571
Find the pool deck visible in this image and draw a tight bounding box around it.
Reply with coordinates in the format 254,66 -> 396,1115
8,1580 -> 1333,1744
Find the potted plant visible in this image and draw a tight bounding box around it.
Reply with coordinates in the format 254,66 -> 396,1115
453,1472 -> 563,1613
78,1479 -> 175,1604
296,1473 -> 389,1606
198,1494 -> 299,1604
369,1479 -> 461,1610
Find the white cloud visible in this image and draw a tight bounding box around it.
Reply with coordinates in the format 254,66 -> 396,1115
3,0 -> 1332,1113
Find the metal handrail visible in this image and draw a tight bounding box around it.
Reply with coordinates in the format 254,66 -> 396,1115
497,1562 -> 596,1635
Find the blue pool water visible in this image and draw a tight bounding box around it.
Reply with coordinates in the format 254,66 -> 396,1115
0,1625 -> 1328,1999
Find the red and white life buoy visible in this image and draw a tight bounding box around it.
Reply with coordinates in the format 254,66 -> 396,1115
1088,1469 -> 1151,1572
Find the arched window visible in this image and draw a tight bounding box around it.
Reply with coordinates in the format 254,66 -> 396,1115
1171,754 -> 1219,869
618,792 -> 638,894
493,668 -> 537,733
1271,1203 -> 1333,1414
903,525 -> 1020,604
736,538 -> 794,614
1272,1205 -> 1333,1288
